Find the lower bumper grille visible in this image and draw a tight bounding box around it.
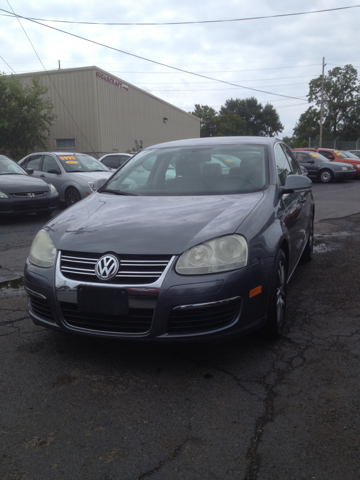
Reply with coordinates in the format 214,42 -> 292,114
59,301 -> 154,334
28,294 -> 54,322
168,297 -> 241,335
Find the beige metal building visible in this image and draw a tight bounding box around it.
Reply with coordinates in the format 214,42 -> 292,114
16,66 -> 200,157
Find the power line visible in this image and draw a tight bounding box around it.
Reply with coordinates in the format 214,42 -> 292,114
5,2 -> 97,154
0,8 -> 308,102
2,5 -> 360,25
145,82 -> 309,92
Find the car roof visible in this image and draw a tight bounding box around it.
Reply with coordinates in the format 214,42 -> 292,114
25,152 -> 93,156
145,136 -> 281,150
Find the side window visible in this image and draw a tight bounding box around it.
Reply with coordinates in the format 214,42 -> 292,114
42,155 -> 59,172
103,155 -> 119,169
26,154 -> 42,171
319,150 -> 331,159
282,145 -> 300,173
119,155 -> 130,166
274,144 -> 291,186
294,153 -> 305,163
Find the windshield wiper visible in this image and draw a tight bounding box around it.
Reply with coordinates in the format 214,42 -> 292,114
101,188 -> 138,196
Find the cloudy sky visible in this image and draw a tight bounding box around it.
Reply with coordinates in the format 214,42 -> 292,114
1,0 -> 359,138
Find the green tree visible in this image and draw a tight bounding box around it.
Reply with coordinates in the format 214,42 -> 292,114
191,104 -> 219,137
0,74 -> 55,159
293,64 -> 360,144
308,64 -> 360,139
216,111 -> 247,136
219,97 -> 284,136
292,107 -> 321,147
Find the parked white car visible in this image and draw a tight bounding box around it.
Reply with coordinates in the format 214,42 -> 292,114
98,153 -> 133,171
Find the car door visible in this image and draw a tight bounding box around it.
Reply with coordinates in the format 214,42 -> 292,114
295,152 -> 317,178
39,154 -> 64,191
275,144 -> 310,273
23,154 -> 43,178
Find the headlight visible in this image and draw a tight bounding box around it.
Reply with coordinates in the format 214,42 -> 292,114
341,167 -> 348,171
87,181 -> 95,191
176,234 -> 248,275
49,183 -> 58,196
357,165 -> 360,169
29,229 -> 57,268
0,190 -> 9,199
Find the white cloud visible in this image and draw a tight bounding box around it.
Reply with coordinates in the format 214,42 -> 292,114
1,0 -> 359,137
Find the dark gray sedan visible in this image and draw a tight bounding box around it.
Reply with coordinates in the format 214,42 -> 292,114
292,151 -> 356,183
0,155 -> 59,216
25,137 -> 313,341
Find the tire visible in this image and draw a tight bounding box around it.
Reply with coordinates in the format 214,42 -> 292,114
319,169 -> 334,183
301,212 -> 314,262
263,249 -> 287,340
65,187 -> 81,208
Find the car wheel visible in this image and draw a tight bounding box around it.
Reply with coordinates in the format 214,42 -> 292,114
319,169 -> 334,183
65,187 -> 81,207
263,249 -> 287,340
301,212 -> 314,262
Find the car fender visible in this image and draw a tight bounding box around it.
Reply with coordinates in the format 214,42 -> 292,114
57,180 -> 88,201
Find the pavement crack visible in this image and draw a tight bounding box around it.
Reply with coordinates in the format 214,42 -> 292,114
136,438 -> 190,479
243,349 -> 304,480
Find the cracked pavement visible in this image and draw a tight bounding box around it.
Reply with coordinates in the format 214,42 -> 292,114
1,182 -> 360,479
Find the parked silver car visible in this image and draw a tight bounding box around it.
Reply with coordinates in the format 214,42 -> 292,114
19,152 -> 113,208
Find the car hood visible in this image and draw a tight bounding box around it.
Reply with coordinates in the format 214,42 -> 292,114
71,171 -> 113,188
331,161 -> 355,168
46,191 -> 264,255
72,171 -> 112,180
0,174 -> 50,193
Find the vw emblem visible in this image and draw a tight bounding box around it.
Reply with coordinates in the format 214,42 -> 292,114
27,193 -> 35,198
95,254 -> 119,280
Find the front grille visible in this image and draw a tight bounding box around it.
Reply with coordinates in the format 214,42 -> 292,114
60,250 -> 172,285
12,191 -> 47,198
60,301 -> 153,333
28,294 -> 54,322
168,297 -> 241,335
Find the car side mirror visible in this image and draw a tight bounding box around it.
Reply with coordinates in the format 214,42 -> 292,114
281,174 -> 312,194
26,168 -> 34,175
308,159 -> 315,164
47,168 -> 61,174
328,155 -> 334,160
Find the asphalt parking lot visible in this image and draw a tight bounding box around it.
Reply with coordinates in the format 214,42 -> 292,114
1,181 -> 360,480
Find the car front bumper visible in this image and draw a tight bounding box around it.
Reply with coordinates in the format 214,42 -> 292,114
333,170 -> 357,181
0,194 -> 59,214
24,252 -> 274,341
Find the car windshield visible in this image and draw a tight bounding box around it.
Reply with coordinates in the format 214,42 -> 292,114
56,154 -> 110,172
340,151 -> 359,159
100,144 -> 268,196
333,150 -> 349,159
0,155 -> 27,175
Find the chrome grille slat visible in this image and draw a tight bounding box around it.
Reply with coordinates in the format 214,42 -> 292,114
13,191 -> 47,197
60,250 -> 173,285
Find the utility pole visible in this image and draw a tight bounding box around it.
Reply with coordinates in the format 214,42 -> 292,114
319,57 -> 326,147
